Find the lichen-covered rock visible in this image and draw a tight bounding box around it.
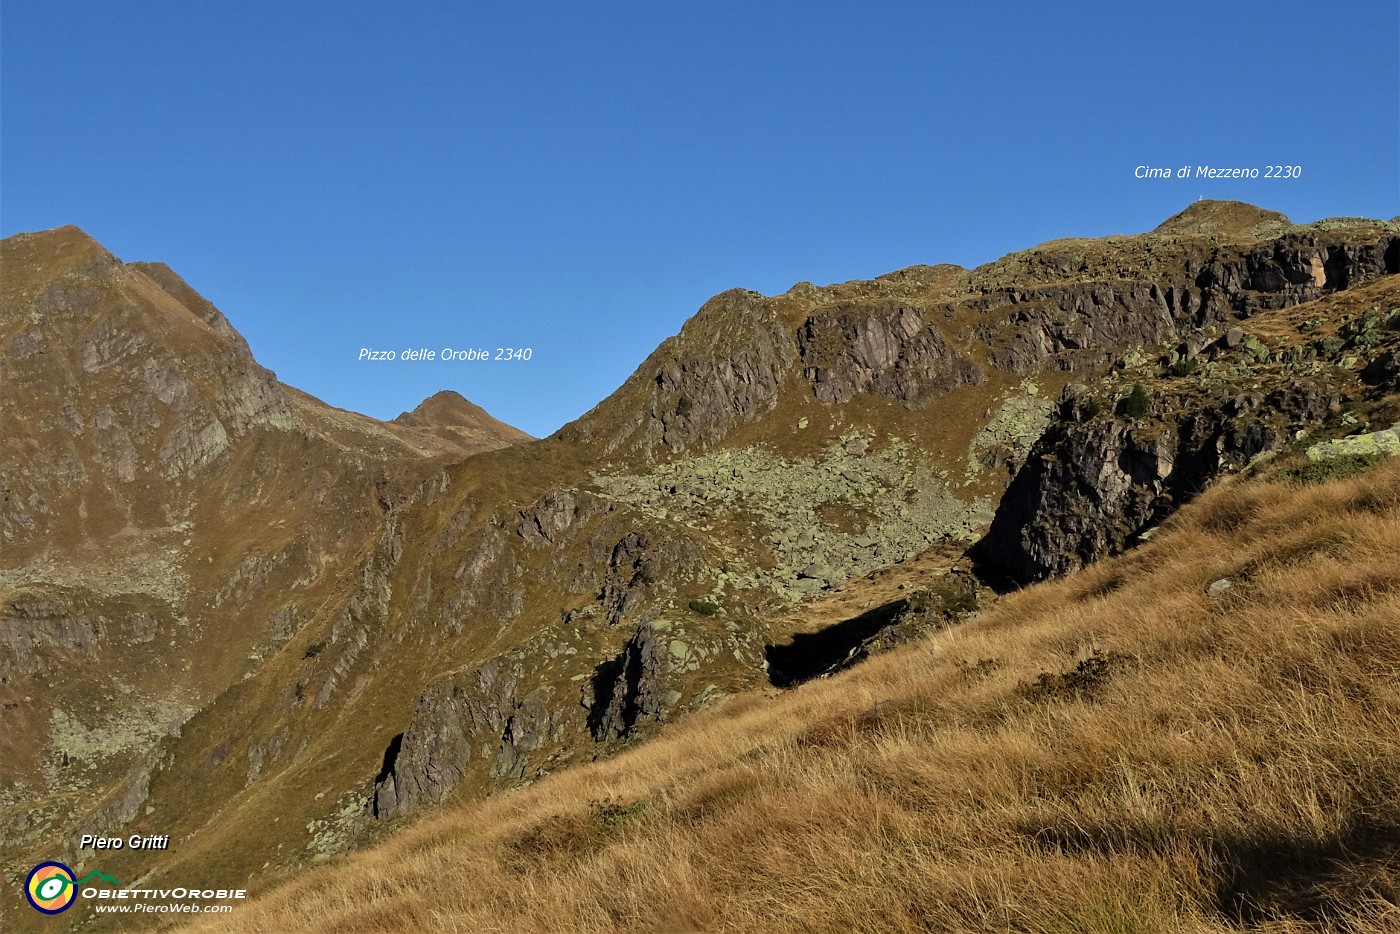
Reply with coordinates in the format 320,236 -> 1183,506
1306,424 -> 1400,461
966,382 -> 1056,479
594,439 -> 987,600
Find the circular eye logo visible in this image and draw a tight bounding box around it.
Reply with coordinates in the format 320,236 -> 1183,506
25,862 -> 77,914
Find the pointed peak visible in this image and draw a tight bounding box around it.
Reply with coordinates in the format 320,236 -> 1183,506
1,225 -> 122,295
394,390 -> 533,445
395,390 -> 487,424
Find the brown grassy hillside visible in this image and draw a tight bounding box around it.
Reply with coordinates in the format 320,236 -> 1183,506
178,456 -> 1400,934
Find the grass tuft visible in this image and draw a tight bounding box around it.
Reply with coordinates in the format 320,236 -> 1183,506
1016,649 -> 1137,702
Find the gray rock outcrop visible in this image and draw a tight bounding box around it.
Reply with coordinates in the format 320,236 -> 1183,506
373,654 -> 573,818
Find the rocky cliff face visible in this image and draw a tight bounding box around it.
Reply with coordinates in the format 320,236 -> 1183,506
561,288 -> 798,455
367,490 -> 745,818
978,293 -> 1400,584
798,302 -> 985,404
372,650 -> 581,818
586,619 -> 671,741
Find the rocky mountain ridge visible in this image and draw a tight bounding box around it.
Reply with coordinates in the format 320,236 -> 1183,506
561,202 -> 1395,459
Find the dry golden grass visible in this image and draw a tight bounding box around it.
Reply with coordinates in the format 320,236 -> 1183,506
181,460 -> 1400,934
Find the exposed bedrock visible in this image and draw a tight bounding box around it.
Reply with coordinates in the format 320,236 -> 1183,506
372,653 -> 578,819
797,303 -> 984,406
976,382 -> 1343,584
587,620 -> 670,742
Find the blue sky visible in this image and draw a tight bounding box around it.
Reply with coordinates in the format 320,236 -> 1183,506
3,1 -> 1396,437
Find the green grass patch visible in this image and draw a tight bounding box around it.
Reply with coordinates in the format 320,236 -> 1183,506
1279,453 -> 1388,486
1120,383 -> 1151,417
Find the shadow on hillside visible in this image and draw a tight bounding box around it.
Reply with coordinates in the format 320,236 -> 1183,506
370,732 -> 405,818
375,732 -> 404,786
964,542 -> 1031,594
1024,817 -> 1400,924
764,599 -> 907,688
1213,824 -> 1400,926
587,655 -> 625,739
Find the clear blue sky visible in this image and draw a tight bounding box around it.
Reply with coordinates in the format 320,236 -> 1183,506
3,1 -> 1396,437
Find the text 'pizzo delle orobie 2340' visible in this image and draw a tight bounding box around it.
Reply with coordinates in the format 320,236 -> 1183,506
358,347 -> 533,361
1134,164 -> 1303,179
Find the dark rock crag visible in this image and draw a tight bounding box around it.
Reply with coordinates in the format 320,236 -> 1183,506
373,653 -> 578,819
976,294 -> 1400,586
976,382 -> 1340,583
587,621 -> 670,741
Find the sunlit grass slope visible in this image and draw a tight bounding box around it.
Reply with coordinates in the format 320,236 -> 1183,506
184,459 -> 1400,934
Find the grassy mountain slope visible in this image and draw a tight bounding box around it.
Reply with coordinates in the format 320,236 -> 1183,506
177,452 -> 1400,934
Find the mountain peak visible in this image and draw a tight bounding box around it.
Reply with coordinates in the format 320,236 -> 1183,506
0,224 -> 120,296
8,222 -> 103,248
1152,200 -> 1291,237
394,389 -> 487,427
393,389 -> 533,448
